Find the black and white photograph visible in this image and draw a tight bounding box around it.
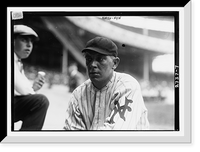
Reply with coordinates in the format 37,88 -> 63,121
2,4 -> 192,144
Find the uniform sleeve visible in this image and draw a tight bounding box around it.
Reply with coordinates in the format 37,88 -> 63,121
64,95 -> 86,130
14,62 -> 35,95
99,81 -> 149,130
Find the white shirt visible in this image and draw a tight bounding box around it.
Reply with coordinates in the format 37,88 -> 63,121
64,71 -> 149,130
14,53 -> 35,96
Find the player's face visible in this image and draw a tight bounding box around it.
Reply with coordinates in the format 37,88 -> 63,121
85,51 -> 119,89
14,35 -> 34,59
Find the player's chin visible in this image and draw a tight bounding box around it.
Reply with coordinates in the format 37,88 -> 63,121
89,73 -> 101,79
89,75 -> 102,83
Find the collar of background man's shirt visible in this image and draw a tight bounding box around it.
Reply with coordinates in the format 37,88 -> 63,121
14,52 -> 23,73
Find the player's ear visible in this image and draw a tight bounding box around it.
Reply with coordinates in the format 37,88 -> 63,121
112,57 -> 120,70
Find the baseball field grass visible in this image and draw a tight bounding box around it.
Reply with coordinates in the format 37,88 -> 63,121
145,102 -> 174,130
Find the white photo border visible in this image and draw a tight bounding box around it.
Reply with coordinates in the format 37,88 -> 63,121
3,3 -> 191,143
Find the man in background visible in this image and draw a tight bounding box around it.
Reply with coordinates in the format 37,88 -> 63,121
68,63 -> 85,92
14,25 -> 49,130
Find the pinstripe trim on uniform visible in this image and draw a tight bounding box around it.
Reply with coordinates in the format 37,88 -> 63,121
64,71 -> 149,130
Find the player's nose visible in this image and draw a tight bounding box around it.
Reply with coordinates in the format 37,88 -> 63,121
90,60 -> 98,68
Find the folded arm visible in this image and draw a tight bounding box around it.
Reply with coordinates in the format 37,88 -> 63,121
14,63 -> 35,95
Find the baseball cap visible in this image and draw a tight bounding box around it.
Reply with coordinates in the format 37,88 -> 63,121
14,25 -> 39,41
82,37 -> 118,57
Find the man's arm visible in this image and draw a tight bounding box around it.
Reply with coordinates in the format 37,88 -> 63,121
64,95 -> 86,130
14,62 -> 35,95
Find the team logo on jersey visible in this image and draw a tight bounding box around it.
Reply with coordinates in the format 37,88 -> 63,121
109,97 -> 133,123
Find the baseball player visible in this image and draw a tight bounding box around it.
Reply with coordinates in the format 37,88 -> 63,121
64,37 -> 149,130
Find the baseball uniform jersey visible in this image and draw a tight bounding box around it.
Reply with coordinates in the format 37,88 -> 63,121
64,71 -> 149,130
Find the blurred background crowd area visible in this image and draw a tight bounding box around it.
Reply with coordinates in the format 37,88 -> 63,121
23,64 -> 174,104
12,12 -> 176,130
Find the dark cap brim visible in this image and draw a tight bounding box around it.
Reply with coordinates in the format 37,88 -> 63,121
82,47 -> 116,56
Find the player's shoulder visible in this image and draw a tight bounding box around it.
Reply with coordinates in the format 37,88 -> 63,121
72,79 -> 91,94
115,72 -> 141,89
116,72 -> 139,83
